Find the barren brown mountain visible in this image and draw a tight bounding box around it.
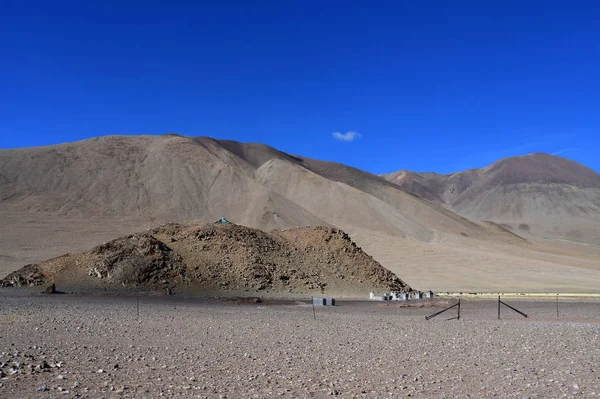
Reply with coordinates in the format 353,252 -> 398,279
384,153 -> 600,245
1,135 -> 600,293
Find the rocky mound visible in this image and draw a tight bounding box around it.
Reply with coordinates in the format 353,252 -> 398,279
2,264 -> 46,288
1,233 -> 186,290
1,223 -> 410,296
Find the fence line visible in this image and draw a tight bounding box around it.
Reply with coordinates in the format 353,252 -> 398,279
425,299 -> 460,321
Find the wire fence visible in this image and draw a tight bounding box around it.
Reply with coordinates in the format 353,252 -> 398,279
424,295 -> 600,322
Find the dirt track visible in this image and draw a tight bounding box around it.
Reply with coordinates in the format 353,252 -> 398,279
1,291 -> 599,398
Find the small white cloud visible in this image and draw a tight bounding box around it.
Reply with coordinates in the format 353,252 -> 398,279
332,131 -> 361,142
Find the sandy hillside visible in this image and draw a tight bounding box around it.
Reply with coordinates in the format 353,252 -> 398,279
1,222 -> 409,296
384,153 -> 600,245
1,135 -> 599,293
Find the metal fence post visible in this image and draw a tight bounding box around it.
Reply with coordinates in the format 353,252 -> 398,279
498,296 -> 500,320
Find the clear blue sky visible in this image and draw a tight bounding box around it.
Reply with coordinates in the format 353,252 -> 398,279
1,0 -> 599,174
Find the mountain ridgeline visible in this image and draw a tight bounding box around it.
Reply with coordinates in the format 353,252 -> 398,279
383,153 -> 600,244
0,134 -> 503,242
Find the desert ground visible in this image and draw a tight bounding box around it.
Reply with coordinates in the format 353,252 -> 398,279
350,228 -> 600,293
2,210 -> 600,295
1,291 -> 599,398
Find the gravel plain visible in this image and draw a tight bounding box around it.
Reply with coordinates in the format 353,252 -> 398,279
1,290 -> 599,398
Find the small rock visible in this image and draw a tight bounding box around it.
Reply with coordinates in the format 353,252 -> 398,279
37,361 -> 51,371
44,284 -> 57,294
38,385 -> 48,391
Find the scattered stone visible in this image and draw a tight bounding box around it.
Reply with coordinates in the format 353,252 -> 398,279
44,283 -> 57,294
37,361 -> 51,371
1,291 -> 598,398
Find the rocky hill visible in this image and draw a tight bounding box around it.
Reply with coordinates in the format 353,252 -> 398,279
1,222 -> 410,296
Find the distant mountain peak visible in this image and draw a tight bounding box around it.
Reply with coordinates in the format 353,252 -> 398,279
383,152 -> 600,244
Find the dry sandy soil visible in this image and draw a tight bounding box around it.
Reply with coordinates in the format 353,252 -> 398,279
3,212 -> 599,294
1,291 -> 599,398
351,229 -> 600,293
